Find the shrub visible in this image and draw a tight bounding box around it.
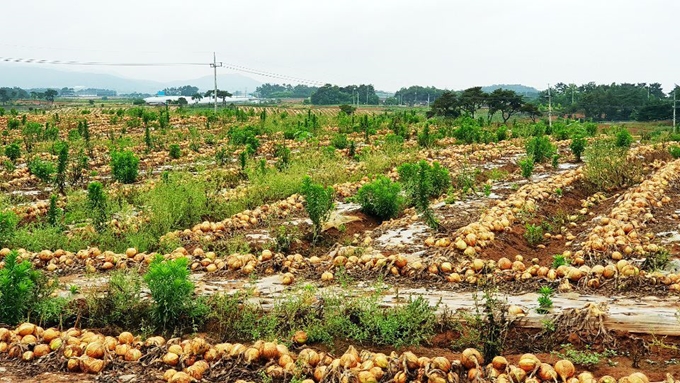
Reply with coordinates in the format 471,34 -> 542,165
355,176 -> 404,221
615,128 -> 633,148
47,194 -> 60,227
331,134 -> 349,149
398,160 -> 451,200
111,150 -> 139,184
274,144 -> 291,171
0,251 -> 40,325
87,182 -> 107,232
526,135 -> 556,163
518,157 -> 534,178
301,176 -> 334,240
570,135 -> 586,162
536,286 -> 554,314
417,124 -> 436,148
4,143 -> 20,162
398,160 -> 442,229
584,139 -> 641,191
86,270 -> 145,329
524,223 -> 544,246
669,145 -> 680,159
144,255 -> 196,333
228,126 -> 260,151
28,158 -> 56,183
169,144 -> 181,159
55,141 -> 68,193
0,211 -> 18,246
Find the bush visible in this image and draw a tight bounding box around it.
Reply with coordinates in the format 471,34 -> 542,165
111,150 -> 139,184
301,176 -> 335,240
526,135 -> 556,163
398,160 -> 451,200
55,141 -> 68,193
518,157 -> 534,178
355,176 -> 404,221
417,124 -> 436,148
584,139 -> 641,191
144,255 -> 196,333
228,126 -> 260,151
86,270 -> 145,328
570,135 -> 587,162
524,223 -> 544,246
169,144 -> 181,159
87,182 -> 107,232
28,158 -> 56,183
615,128 -> 633,148
0,251 -> 40,324
331,134 -> 349,149
398,160 -> 444,229
669,146 -> 680,159
4,143 -> 20,162
0,211 -> 18,246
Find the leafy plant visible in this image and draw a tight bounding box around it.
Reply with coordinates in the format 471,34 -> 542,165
584,139 -> 642,191
615,128 -> 633,148
144,255 -> 196,333
570,135 -> 587,161
669,145 -> 680,159
87,181 -> 107,232
0,251 -> 40,325
526,135 -> 556,163
524,223 -> 544,246
169,144 -> 181,159
557,344 -> 614,368
0,211 -> 18,247
354,176 -> 404,221
28,158 -> 56,183
47,194 -> 60,227
301,177 -> 334,240
398,160 -> 443,229
55,141 -> 68,194
518,156 -> 534,178
537,286 -> 554,314
417,124 -> 436,148
4,143 -> 20,163
331,133 -> 349,149
111,150 -> 139,184
552,254 -> 569,268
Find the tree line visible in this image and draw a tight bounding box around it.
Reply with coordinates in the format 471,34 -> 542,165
539,82 -> 678,122
428,87 -> 541,123
255,83 -> 318,98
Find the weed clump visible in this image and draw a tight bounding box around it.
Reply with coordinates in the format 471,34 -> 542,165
301,176 -> 335,240
354,176 -> 404,221
111,150 -> 139,184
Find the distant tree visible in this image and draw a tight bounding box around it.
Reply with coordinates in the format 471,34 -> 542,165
339,104 -> 356,115
44,89 -> 58,103
427,91 -> 460,118
520,103 -> 542,122
191,93 -> 203,104
177,97 -> 188,106
487,89 -> 524,123
0,89 -> 9,105
216,90 -> 232,106
458,87 -> 487,118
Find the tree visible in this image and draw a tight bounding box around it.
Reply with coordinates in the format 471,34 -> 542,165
191,93 -> 203,104
216,90 -> 232,106
427,91 -> 460,118
458,87 -> 487,118
339,104 -> 356,115
487,89 -> 524,123
520,103 -> 542,122
177,97 -> 188,106
44,89 -> 58,103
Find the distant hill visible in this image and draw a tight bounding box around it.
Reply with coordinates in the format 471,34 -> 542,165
481,84 -> 540,96
0,65 -> 261,94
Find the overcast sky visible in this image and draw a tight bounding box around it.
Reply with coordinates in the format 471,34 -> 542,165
2,0 -> 678,92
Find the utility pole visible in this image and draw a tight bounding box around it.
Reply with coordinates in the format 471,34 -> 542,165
674,86 -> 677,134
210,52 -> 223,114
547,83 -> 552,129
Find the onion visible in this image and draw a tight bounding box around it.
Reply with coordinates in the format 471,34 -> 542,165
42,328 -> 61,342
278,354 -> 294,368
461,348 -> 483,369
508,366 -> 526,383
358,370 -> 377,383
115,344 -> 129,357
244,347 -> 260,363
628,373 -> 649,383
163,369 -> 178,382
124,348 -> 142,361
293,330 -> 308,345
468,368 -> 483,381
168,371 -> 192,383
298,348 -> 320,367
0,328 -> 9,342
67,357 -> 80,372
313,366 -> 327,382
402,351 -> 418,370
431,356 -> 451,372
80,355 -> 106,374
85,341 -> 105,359
554,359 -> 575,382
203,347 -> 219,362
538,363 -> 557,381
374,353 -> 388,368
163,352 -> 180,366
394,371 -> 407,383
0,342 -> 8,353
16,323 -> 36,336
266,365 -> 284,379
168,344 -> 184,355
492,355 -> 508,370
22,351 -> 34,361
518,353 -> 540,372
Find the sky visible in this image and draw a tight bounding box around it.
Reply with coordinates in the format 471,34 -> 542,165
1,0 -> 678,92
